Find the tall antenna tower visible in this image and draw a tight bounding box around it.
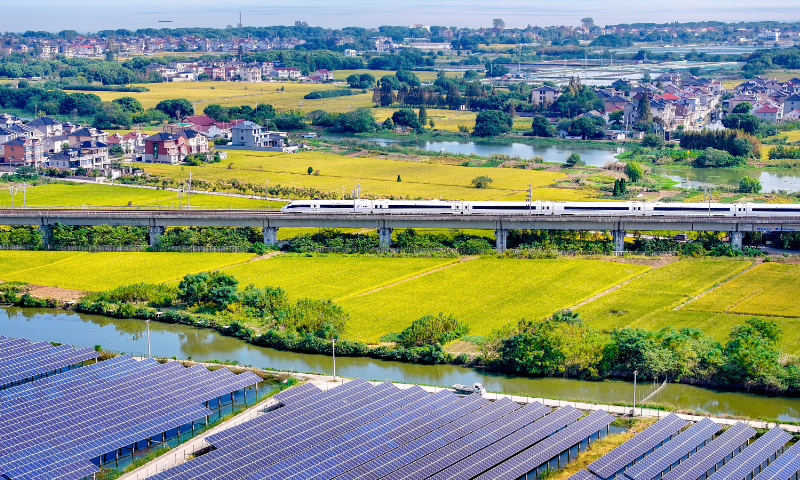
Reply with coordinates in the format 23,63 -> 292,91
237,11 -> 243,29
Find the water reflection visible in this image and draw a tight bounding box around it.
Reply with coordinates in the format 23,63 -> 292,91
654,167 -> 800,193
2,307 -> 799,421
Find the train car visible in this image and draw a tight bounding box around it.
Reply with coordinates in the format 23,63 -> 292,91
744,203 -> 800,216
280,200 -> 357,213
463,201 -> 552,215
644,202 -> 736,216
371,200 -> 463,214
552,201 -> 645,215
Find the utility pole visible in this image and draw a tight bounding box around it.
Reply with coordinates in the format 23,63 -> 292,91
526,183 -> 532,214
632,370 -> 638,416
145,319 -> 151,357
332,338 -> 336,380
264,179 -> 268,200
187,172 -> 192,209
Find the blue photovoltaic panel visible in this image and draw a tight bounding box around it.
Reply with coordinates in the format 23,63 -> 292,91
624,417 -> 721,480
568,470 -> 602,480
273,382 -> 321,405
473,410 -> 616,480
661,422 -> 756,480
588,413 -> 688,479
707,427 -> 790,480
0,352 -> 259,480
755,441 -> 800,480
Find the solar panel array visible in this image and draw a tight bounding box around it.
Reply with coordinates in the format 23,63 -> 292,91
149,379 -> 615,480
568,470 -> 601,480
0,353 -> 260,480
0,336 -> 100,389
588,413 -> 688,479
661,422 -> 756,480
707,427 -> 790,480
755,440 -> 800,480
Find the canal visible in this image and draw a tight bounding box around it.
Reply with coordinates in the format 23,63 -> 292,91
2,306 -> 799,422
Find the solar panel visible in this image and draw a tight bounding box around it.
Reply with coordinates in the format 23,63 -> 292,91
568,470 -> 602,480
273,382 -> 321,405
473,409 -> 616,480
661,422 -> 756,480
0,354 -> 259,480
707,427 -> 790,480
624,417 -> 722,480
429,406 -> 585,480
755,440 -> 800,480
588,413 -> 688,479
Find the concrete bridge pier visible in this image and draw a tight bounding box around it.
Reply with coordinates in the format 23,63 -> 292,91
495,229 -> 509,252
730,231 -> 744,249
149,226 -> 165,247
263,227 -> 279,246
612,229 -> 626,253
377,227 -> 393,249
38,225 -> 51,248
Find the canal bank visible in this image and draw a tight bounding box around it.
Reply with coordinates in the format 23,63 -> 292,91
3,306 -> 800,423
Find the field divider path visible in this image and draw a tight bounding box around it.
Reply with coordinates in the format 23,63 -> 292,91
567,264 -> 663,310
673,260 -> 758,311
338,256 -> 475,301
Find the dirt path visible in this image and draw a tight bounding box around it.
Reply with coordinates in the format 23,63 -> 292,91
673,260 -> 759,311
23,285 -> 87,302
567,258 -> 677,310
350,256 -> 478,298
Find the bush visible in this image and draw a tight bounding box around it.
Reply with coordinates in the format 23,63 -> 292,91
471,175 -> 493,188
625,161 -> 644,182
303,89 -> 356,100
565,153 -> 585,167
472,110 -> 513,137
397,313 -> 469,348
739,176 -> 762,193
642,134 -> 664,148
694,148 -> 746,168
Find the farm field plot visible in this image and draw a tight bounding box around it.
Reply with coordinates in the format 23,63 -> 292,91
577,259 -> 752,331
683,263 -> 796,315
372,108 -> 477,132
0,252 -> 255,291
628,310 -> 800,354
134,149 -> 566,201
331,70 -> 446,82
93,81 -> 374,113
220,255 -> 458,302
338,258 -> 650,342
0,251 -> 83,277
0,183 -> 284,209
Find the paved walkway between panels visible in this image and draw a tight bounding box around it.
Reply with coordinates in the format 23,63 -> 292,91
118,396 -> 279,480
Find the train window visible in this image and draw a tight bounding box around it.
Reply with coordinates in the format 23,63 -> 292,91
286,204 -> 311,209
564,206 -> 630,211
752,207 -> 800,212
472,205 -> 531,210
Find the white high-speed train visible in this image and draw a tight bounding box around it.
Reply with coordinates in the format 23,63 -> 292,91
279,200 -> 800,217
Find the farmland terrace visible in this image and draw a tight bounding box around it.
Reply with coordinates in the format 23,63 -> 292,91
2,208 -> 800,251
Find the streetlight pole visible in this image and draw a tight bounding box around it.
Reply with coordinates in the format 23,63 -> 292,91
187,172 -> 192,209
264,179 -> 268,200
145,319 -> 151,357
332,338 -> 336,380
632,370 -> 638,416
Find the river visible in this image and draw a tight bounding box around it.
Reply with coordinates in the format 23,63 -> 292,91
325,135 -> 800,193
3,307 -> 800,422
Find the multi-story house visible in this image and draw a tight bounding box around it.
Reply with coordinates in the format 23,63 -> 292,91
530,86 -> 561,105
143,132 -> 188,164
69,127 -> 107,146
2,137 -> 44,167
48,140 -> 109,171
28,116 -> 62,137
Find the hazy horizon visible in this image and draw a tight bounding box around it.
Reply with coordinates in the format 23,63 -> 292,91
3,0 -> 800,33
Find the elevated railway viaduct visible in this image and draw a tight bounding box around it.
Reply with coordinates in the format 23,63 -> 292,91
1,208 -> 799,251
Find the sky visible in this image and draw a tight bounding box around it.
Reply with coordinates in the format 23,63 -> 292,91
3,0 -> 799,33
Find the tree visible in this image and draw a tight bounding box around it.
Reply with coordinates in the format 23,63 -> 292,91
429,119 -> 435,129
608,110 -> 625,125
552,77 -> 603,117
396,69 -> 421,87
177,272 -> 238,310
203,104 -> 229,122
471,176 -> 493,188
723,113 -> 760,135
484,61 -> 509,78
492,19 -> 506,29
732,102 -> 753,114
308,166 -> 314,175
581,17 -> 595,29
155,98 -> 193,120
346,73 -> 375,89
112,96 -> 143,114
637,92 -> 653,123
641,71 -> 652,83
739,176 -> 762,193
383,117 -> 394,130
642,133 -> 664,148
531,115 -> 556,137
418,106 -> 428,128
392,108 -> 421,129
565,153 -> 585,167
507,102 -> 516,117
397,175 -> 402,182
332,108 -> 376,133
472,110 -> 513,137
625,161 -> 644,182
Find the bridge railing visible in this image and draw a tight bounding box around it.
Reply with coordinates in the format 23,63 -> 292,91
0,244 -> 254,253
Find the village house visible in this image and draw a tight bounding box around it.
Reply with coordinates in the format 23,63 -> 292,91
754,104 -> 783,122
48,140 -> 110,171
2,137 -> 45,167
69,127 -> 107,146
28,116 -> 62,137
530,86 -> 561,105
143,132 -> 189,164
